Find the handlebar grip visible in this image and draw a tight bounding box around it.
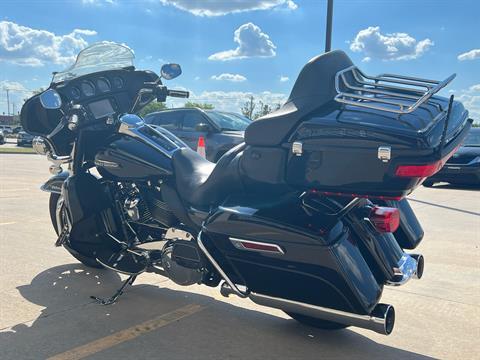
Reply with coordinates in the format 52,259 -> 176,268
167,89 -> 190,98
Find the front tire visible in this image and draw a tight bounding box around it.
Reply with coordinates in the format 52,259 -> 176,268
286,312 -> 349,330
49,193 -> 104,269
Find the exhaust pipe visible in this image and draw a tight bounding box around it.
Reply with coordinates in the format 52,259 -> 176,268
249,292 -> 395,335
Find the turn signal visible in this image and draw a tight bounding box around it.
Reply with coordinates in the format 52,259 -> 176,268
369,206 -> 400,233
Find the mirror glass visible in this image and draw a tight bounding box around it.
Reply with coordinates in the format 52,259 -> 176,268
40,89 -> 62,109
161,63 -> 182,80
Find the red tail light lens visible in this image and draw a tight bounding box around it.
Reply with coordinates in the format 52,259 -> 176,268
395,146 -> 460,178
369,206 -> 400,233
395,161 -> 443,178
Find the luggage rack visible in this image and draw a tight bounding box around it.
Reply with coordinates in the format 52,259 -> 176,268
334,65 -> 456,114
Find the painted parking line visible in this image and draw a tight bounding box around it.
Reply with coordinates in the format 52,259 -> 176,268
47,303 -> 205,360
0,222 -> 17,226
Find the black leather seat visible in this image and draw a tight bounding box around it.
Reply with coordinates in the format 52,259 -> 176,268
244,50 -> 354,146
172,143 -> 245,207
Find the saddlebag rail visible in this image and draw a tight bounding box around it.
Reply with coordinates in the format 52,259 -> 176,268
335,66 -> 456,115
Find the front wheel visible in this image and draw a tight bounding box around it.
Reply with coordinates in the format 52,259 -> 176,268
49,193 -> 104,269
286,312 -> 349,330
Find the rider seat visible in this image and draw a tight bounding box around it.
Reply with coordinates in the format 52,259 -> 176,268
172,143 -> 245,207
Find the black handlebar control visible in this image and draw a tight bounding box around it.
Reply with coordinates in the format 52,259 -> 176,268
167,89 -> 189,98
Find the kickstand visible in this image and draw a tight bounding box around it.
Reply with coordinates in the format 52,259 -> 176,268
90,275 -> 137,305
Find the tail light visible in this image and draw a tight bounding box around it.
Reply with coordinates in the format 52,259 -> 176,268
395,161 -> 443,178
369,206 -> 400,233
395,146 -> 460,178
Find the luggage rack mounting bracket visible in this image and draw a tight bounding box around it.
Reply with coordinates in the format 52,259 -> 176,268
334,65 -> 455,115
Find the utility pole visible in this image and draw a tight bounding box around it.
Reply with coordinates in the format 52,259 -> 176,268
12,103 -> 16,116
325,0 -> 334,52
6,88 -> 10,116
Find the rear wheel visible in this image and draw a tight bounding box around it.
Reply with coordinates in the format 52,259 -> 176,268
49,193 -> 104,269
286,312 -> 349,330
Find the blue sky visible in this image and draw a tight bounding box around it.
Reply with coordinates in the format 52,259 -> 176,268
1,0 -> 479,120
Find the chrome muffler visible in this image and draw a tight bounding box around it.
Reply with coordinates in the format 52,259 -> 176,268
249,292 -> 395,335
387,253 -> 424,286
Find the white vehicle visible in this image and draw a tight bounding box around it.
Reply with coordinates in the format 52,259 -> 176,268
0,125 -> 13,134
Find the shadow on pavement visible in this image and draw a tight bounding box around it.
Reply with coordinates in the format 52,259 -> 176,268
408,197 -> 480,216
0,264 -> 436,360
425,182 -> 480,192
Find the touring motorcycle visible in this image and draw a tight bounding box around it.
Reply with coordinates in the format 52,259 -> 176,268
21,42 -> 472,335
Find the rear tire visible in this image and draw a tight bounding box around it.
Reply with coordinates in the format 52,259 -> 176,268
49,193 -> 104,269
286,312 -> 349,330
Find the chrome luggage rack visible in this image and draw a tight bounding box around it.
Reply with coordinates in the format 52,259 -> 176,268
334,65 -> 456,114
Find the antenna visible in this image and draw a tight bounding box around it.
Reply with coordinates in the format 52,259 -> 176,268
325,0 -> 334,52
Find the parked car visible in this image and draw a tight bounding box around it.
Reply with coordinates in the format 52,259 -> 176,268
144,108 -> 251,162
0,125 -> 13,135
17,131 -> 34,147
424,128 -> 480,186
0,130 -> 5,145
13,126 -> 23,134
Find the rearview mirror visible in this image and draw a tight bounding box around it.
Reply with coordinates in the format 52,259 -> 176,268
161,63 -> 182,80
195,123 -> 211,132
40,89 -> 62,109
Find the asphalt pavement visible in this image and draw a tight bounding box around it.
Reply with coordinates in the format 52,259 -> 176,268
0,154 -> 479,359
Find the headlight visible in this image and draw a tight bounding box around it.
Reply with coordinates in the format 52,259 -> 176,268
32,137 -> 50,155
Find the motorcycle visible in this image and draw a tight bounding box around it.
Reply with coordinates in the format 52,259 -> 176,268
21,42 -> 471,336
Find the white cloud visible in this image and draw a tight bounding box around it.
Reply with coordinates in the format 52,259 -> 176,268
279,75 -> 289,82
457,49 -> 480,61
457,84 -> 480,123
350,26 -> 433,61
0,80 -> 36,115
81,0 -> 116,5
0,21 -> 96,67
209,22 -> 276,61
211,73 -> 247,82
159,0 -> 297,16
166,90 -> 286,112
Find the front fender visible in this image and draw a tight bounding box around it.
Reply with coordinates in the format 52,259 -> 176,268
40,171 -> 69,194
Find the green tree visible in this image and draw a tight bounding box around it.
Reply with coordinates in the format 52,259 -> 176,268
241,95 -> 256,119
138,101 -> 167,117
184,101 -> 214,110
241,96 -> 282,120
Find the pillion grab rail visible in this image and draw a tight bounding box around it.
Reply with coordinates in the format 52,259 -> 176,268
334,65 -> 456,114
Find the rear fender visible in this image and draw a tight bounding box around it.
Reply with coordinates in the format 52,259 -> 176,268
40,171 -> 69,194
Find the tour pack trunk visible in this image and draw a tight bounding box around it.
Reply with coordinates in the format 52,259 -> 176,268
285,95 -> 472,199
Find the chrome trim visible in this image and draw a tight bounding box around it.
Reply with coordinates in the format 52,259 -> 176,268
249,292 -> 395,335
292,141 -> 303,156
335,65 -> 455,114
229,237 -> 285,255
387,253 -> 424,286
118,114 -> 181,159
197,230 -> 249,298
32,136 -> 49,155
377,146 -> 391,162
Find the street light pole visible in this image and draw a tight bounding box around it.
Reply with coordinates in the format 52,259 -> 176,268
325,0 -> 334,52
6,88 -> 10,116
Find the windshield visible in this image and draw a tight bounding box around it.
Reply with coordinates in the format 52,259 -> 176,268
463,130 -> 480,146
52,42 -> 134,83
206,111 -> 251,131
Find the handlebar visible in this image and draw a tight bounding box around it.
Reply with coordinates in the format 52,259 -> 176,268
167,89 -> 189,98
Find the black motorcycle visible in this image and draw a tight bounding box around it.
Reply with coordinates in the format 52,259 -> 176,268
21,42 -> 472,336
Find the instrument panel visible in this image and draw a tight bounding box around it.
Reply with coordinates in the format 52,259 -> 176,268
54,68 -> 160,121
68,75 -> 125,100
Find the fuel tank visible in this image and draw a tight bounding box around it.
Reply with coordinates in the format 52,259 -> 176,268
95,134 -> 173,180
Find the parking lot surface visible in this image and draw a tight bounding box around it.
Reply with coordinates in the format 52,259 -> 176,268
0,154 -> 479,359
